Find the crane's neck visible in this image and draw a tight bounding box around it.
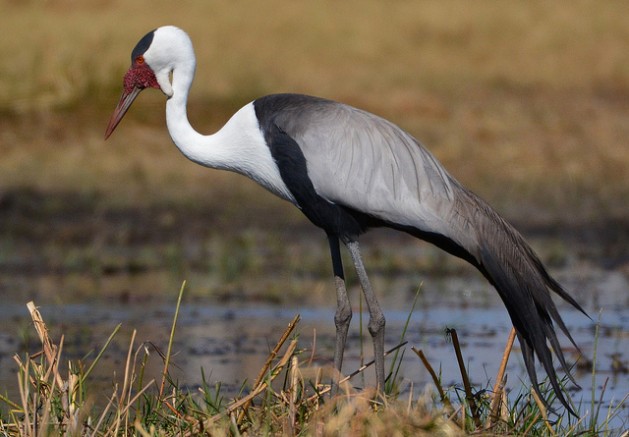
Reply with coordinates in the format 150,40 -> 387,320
165,62 -> 216,165
164,61 -> 297,204
165,61 -> 243,170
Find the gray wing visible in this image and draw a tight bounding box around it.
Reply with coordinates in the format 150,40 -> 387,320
272,96 -> 473,246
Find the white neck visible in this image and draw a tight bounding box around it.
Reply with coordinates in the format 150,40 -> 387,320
164,61 -> 296,204
165,62 -> 225,167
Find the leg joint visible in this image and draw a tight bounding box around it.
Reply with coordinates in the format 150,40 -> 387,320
335,304 -> 352,327
368,314 -> 385,338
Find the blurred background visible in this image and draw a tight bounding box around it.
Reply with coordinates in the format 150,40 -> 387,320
0,0 -> 627,420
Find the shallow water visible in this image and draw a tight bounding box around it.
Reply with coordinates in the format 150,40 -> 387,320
1,284 -> 627,429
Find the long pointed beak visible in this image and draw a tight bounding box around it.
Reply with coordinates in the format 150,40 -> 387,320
104,86 -> 143,139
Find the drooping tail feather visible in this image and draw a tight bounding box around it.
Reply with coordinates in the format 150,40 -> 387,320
466,192 -> 588,415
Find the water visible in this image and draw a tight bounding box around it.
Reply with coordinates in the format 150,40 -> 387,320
1,293 -> 627,430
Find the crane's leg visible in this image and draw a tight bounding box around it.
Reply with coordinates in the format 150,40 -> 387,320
327,234 -> 352,378
346,240 -> 386,392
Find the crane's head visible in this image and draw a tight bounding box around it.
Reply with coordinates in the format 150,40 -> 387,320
105,26 -> 194,139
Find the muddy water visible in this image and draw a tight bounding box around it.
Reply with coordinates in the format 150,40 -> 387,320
0,269 -> 627,429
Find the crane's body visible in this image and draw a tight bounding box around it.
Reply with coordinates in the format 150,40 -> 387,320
106,26 -> 587,414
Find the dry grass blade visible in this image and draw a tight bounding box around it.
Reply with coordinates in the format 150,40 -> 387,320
288,355 -> 300,436
159,280 -> 186,399
531,386 -> 557,436
106,379 -> 156,436
487,327 -> 517,429
15,302 -> 78,435
237,313 -> 301,424
411,347 -> 452,413
26,301 -> 64,393
89,386 -> 118,437
103,329 -> 157,437
119,329 -> 138,434
16,357 -> 33,435
448,328 -> 481,428
251,314 -> 301,390
10,300 -> 162,436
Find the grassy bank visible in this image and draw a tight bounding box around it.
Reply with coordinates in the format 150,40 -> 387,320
1,297 -> 625,436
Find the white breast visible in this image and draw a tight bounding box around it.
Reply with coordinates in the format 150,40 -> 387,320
210,103 -> 297,205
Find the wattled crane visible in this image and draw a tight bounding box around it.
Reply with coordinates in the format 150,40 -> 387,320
105,25 -> 587,413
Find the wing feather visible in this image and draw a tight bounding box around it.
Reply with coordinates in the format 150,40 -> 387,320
271,96 -> 460,239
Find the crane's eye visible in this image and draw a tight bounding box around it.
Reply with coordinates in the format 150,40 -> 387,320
136,56 -> 145,65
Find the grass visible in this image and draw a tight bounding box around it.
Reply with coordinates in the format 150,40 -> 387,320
1,294 -> 626,436
1,1 -> 629,219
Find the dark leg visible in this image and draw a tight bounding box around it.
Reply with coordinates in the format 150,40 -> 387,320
346,240 -> 386,391
328,234 -> 352,378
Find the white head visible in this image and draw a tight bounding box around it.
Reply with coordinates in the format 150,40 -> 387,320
105,26 -> 195,138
